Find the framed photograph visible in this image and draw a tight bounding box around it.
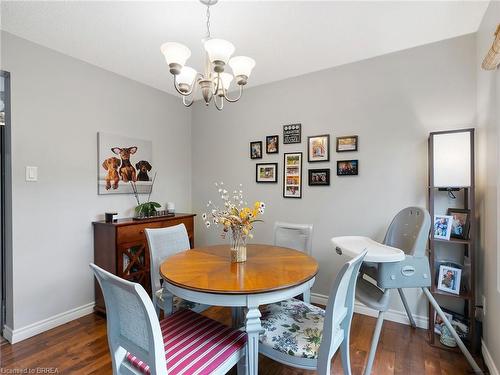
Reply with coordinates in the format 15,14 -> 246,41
434,310 -> 454,335
447,208 -> 471,240
336,135 -> 358,152
256,163 -> 278,183
433,215 -> 454,240
308,135 -> 330,162
283,152 -> 302,198
308,169 -> 330,186
98,132 -> 154,195
337,160 -> 358,176
250,141 -> 262,159
437,265 -> 462,295
283,123 -> 301,144
266,135 -> 279,154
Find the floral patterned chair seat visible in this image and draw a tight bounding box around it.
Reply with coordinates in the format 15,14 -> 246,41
260,298 -> 328,360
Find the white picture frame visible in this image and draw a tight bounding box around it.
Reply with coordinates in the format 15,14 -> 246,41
437,265 -> 462,295
283,152 -> 302,198
433,215 -> 453,240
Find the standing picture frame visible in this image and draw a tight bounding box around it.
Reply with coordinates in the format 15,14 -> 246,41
266,135 -> 279,154
283,123 -> 302,144
336,135 -> 358,152
437,265 -> 462,295
283,152 -> 302,198
250,141 -> 263,159
447,208 -> 471,240
308,134 -> 330,162
256,163 -> 278,183
433,215 -> 454,240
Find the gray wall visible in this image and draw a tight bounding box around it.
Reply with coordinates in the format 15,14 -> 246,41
476,0 -> 500,369
192,34 -> 476,320
1,32 -> 192,331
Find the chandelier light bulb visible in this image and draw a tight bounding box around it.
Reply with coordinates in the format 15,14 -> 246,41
229,56 -> 255,85
219,72 -> 234,91
203,38 -> 235,72
160,42 -> 191,75
176,66 -> 198,92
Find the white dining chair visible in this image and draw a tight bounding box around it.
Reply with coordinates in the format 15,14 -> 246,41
90,263 -> 246,375
145,224 -> 208,317
273,221 -> 314,303
259,250 -> 367,375
273,222 -> 313,255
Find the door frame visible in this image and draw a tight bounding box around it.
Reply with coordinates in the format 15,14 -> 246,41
0,70 -> 10,335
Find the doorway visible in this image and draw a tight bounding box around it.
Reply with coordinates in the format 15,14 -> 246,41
0,71 -> 10,336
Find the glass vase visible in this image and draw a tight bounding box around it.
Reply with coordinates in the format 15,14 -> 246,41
230,227 -> 247,263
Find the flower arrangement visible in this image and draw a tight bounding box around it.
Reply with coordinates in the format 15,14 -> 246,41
203,182 -> 265,262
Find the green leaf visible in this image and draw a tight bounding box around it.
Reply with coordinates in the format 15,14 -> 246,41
151,202 -> 161,208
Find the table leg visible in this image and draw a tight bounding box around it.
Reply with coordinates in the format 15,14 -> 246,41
161,287 -> 174,316
245,305 -> 262,375
232,307 -> 243,329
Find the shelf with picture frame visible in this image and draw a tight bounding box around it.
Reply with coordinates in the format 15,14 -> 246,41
428,128 -> 477,353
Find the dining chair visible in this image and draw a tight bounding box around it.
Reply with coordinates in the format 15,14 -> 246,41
273,222 -> 313,255
145,224 -> 208,317
356,206 -> 431,375
90,263 -> 247,375
259,250 -> 367,375
273,222 -> 314,303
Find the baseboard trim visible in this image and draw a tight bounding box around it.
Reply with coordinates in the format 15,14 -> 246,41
482,339 -> 499,375
2,302 -> 95,344
311,292 -> 428,329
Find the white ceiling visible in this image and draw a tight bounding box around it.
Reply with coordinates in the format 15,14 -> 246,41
0,1 -> 490,96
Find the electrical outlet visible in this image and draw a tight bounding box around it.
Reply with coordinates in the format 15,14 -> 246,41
483,295 -> 487,316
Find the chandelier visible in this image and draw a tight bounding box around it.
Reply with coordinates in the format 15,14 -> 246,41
160,0 -> 256,111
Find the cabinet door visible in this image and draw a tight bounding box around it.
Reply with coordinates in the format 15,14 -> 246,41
117,240 -> 151,295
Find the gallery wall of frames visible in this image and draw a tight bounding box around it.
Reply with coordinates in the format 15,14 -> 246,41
251,123 -> 359,198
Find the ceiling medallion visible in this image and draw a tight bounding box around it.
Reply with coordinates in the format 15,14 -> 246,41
160,0 -> 255,111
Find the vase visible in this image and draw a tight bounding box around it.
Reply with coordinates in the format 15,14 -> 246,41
230,227 -> 247,263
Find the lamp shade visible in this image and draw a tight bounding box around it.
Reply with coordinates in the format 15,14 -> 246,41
219,73 -> 233,90
229,56 -> 256,78
203,38 -> 235,64
432,131 -> 471,187
160,42 -> 191,67
176,66 -> 197,86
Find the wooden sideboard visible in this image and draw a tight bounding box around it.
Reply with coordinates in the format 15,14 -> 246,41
92,213 -> 196,313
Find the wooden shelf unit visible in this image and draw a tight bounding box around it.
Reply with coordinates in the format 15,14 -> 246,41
427,128 -> 477,353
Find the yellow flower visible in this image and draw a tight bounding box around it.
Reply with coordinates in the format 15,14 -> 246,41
254,201 -> 261,209
253,209 -> 259,217
243,227 -> 249,235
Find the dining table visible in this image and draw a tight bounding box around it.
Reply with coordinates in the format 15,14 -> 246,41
160,243 -> 319,375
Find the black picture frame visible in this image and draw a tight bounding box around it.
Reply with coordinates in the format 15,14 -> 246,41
447,208 -> 471,240
283,123 -> 302,144
308,134 -> 330,162
283,152 -> 302,198
336,135 -> 358,152
256,163 -> 278,183
250,141 -> 262,159
308,169 -> 330,186
337,160 -> 358,176
266,135 -> 279,154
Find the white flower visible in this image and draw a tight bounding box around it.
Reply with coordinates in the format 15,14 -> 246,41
202,213 -> 207,220
212,209 -> 217,214
240,200 -> 244,205
213,218 -> 218,224
205,221 -> 211,228
223,189 -> 228,194
260,202 -> 266,209
258,208 -> 264,214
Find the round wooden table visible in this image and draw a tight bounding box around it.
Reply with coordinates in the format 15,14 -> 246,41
160,244 -> 318,375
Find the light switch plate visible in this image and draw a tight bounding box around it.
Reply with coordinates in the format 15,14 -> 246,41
26,166 -> 38,182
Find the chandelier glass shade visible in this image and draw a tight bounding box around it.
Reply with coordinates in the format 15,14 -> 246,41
160,0 -> 255,110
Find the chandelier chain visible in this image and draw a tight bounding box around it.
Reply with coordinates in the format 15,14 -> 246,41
206,3 -> 211,39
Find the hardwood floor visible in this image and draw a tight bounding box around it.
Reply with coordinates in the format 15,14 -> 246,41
0,307 -> 482,374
